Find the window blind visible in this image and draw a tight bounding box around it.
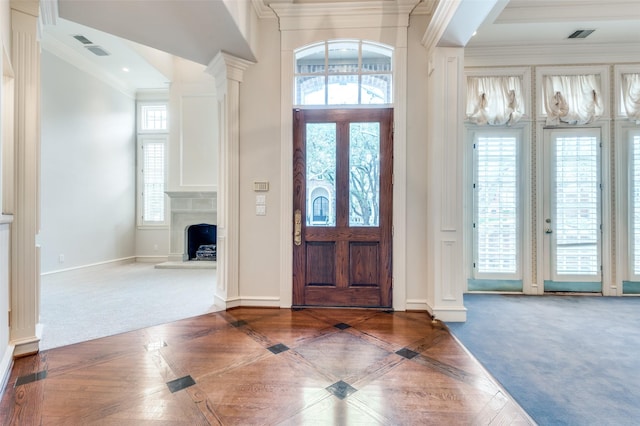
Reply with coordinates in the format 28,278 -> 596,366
143,141 -> 165,222
475,136 -> 518,274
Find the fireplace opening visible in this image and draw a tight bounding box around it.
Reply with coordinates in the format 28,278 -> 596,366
186,224 -> 217,261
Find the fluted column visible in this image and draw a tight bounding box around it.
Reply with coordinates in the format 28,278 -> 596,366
10,2 -> 41,356
206,52 -> 253,308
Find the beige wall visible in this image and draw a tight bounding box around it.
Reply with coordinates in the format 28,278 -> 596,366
405,14 -> 430,306
238,17 -> 282,302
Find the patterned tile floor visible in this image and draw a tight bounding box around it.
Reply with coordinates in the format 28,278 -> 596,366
0,308 -> 534,425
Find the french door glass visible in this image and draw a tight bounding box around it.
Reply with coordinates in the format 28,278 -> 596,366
546,129 -> 601,291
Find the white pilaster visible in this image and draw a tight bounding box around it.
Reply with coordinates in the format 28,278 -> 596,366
11,4 -> 41,356
425,47 -> 466,322
206,52 -> 253,309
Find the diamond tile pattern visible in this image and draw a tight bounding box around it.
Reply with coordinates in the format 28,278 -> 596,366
0,308 -> 533,425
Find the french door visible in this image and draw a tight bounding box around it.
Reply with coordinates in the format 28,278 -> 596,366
292,108 -> 393,307
543,128 -> 602,292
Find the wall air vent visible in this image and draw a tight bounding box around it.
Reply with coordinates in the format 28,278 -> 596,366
568,29 -> 595,39
73,34 -> 93,45
85,46 -> 111,57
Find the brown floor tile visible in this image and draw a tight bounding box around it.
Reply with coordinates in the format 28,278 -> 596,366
0,308 -> 533,425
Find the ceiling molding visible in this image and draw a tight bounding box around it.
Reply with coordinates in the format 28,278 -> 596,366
251,0 -> 276,19
41,36 -> 136,99
411,0 -> 437,16
495,0 -> 640,24
421,0 -> 460,51
465,41 -> 640,67
270,1 -> 419,31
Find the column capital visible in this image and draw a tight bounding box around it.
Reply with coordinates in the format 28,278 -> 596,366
206,51 -> 254,99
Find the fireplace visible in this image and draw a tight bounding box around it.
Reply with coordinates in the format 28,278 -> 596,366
187,224 -> 217,261
165,191 -> 217,263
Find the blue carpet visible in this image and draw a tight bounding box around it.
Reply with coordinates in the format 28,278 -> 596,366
447,294 -> 640,426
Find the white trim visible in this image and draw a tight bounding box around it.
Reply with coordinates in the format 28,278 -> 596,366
465,43 -> 640,68
237,296 -> 281,308
135,256 -> 169,264
0,343 -> 14,394
405,299 -> 429,311
428,305 -> 467,322
40,256 -> 136,276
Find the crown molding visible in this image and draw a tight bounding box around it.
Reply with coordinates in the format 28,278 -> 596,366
41,36 -> 136,99
270,0 -> 419,31
421,0 -> 460,51
465,41 -> 640,67
495,0 -> 640,24
251,0 -> 276,19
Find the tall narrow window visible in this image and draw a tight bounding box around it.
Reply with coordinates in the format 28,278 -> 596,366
141,137 -> 166,223
137,101 -> 168,226
631,131 -> 640,275
473,133 -> 519,277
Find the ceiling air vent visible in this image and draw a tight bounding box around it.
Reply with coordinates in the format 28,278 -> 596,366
568,29 -> 595,39
73,34 -> 93,45
85,46 -> 110,57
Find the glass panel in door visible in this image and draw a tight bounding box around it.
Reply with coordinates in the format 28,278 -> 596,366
546,130 -> 601,292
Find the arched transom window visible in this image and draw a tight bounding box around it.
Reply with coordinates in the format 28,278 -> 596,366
295,40 -> 393,106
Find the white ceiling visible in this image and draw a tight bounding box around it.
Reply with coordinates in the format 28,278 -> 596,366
468,0 -> 640,49
41,0 -> 640,93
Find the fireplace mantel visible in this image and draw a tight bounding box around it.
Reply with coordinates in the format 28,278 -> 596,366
165,191 -> 217,262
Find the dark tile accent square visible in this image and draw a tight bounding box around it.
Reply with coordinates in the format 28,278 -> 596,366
145,340 -> 168,351
396,348 -> 419,359
230,320 -> 248,328
326,380 -> 357,400
334,322 -> 351,330
267,343 -> 289,354
15,370 -> 47,387
166,375 -> 196,393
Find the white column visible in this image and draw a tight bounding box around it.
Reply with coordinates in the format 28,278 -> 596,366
425,47 -> 466,322
206,52 -> 253,309
11,3 -> 41,356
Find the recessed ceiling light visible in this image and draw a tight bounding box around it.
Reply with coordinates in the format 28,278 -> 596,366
122,67 -> 130,73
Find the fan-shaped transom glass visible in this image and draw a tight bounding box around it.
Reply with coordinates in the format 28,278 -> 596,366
295,40 -> 393,106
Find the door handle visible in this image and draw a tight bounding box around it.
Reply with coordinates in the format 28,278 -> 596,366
294,209 -> 302,246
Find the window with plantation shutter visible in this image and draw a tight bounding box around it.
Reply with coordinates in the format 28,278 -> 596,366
631,132 -> 640,275
137,100 -> 168,227
552,134 -> 600,276
473,133 -> 519,277
142,139 -> 165,222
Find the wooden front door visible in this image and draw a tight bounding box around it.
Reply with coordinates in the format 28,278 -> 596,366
293,108 -> 393,308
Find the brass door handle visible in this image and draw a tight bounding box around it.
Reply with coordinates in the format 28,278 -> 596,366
294,209 -> 302,246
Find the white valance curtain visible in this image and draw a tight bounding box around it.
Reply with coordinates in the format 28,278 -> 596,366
543,74 -> 603,125
466,76 -> 524,126
622,73 -> 640,124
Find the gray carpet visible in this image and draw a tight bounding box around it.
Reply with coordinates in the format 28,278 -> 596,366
40,262 -> 218,350
447,294 -> 640,425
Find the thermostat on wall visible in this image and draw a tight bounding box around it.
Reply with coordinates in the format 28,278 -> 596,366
253,181 -> 269,192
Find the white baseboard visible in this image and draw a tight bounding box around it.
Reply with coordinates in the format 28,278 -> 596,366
215,295 -> 281,310
41,256 -> 136,276
0,343 -> 14,396
135,256 -> 169,263
405,299 -> 430,311
429,305 -> 468,322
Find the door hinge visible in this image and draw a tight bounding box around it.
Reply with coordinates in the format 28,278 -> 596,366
7,311 -> 10,328
473,262 -> 476,268
473,223 -> 476,228
392,226 -> 394,236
